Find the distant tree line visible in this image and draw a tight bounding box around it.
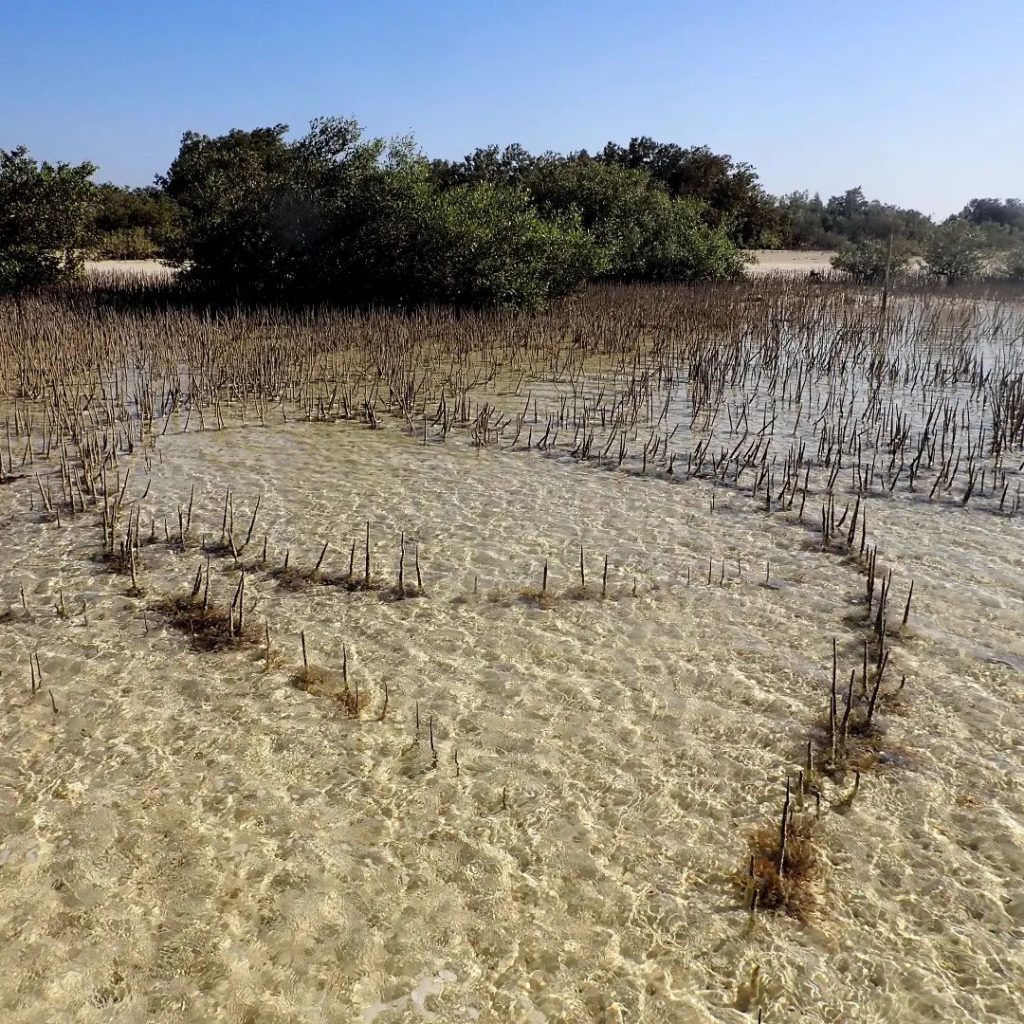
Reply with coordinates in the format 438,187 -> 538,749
91,183 -> 178,259
1,121 -> 1022,303
774,187 -> 935,250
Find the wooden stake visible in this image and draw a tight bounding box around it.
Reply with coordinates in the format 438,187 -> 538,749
777,777 -> 791,877
364,520 -> 371,586
902,580 -> 914,627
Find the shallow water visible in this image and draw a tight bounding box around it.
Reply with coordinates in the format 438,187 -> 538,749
1,404 -> 1022,1022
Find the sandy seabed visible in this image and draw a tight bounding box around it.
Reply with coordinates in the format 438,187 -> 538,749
1,282 -> 1023,1023
0,416 -> 1021,1023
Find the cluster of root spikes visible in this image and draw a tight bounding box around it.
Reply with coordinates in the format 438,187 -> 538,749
517,548 -> 621,607
150,558 -> 260,651
271,523 -> 423,600
813,632 -> 908,776
95,478 -> 150,596
742,775 -> 824,921
742,548 -> 916,923
291,631 -> 372,718
193,486 -> 261,559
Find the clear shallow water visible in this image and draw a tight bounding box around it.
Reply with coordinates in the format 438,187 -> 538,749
1,414 -> 1021,1023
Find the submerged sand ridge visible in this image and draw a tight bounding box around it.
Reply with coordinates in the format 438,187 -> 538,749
0,282 -> 1022,1022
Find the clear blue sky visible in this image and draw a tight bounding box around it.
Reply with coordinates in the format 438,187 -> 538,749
3,0 -> 1021,216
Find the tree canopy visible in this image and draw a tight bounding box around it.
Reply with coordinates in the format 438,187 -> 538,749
924,221 -> 986,284
0,147 -> 97,292
960,198 -> 1024,232
159,119 -> 743,306
4,117 -> 1022,303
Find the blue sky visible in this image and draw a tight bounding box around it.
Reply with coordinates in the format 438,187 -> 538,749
3,0 -> 1021,216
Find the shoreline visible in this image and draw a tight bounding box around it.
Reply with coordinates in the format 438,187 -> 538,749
85,251 -> 842,283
